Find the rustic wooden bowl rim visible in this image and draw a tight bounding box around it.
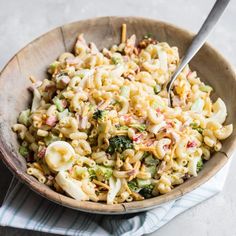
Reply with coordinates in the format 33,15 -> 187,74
0,16 -> 235,214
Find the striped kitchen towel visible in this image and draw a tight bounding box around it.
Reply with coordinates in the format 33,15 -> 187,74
0,160 -> 231,236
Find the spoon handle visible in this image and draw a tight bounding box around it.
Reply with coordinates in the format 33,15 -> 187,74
167,0 -> 230,94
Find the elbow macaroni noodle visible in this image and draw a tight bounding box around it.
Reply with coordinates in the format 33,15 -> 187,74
12,25 -> 233,204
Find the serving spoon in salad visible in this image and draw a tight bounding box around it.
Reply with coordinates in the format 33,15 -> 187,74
167,0 -> 230,107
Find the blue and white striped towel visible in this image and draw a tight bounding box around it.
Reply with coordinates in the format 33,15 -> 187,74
0,159 -> 231,236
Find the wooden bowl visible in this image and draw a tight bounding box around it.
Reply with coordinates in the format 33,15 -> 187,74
0,16 -> 236,214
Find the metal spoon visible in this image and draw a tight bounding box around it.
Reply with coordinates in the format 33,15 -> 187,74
167,0 -> 230,107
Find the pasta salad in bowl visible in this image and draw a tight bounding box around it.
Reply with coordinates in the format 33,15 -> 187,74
12,24 -> 233,205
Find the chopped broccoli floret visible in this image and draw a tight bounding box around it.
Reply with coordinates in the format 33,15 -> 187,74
190,122 -> 204,134
197,159 -> 203,172
96,165 -> 113,180
142,152 -> 150,159
145,166 -> 157,177
19,146 -> 29,158
128,180 -> 139,192
89,165 -> 113,181
129,123 -> 146,132
18,109 -> 31,126
107,135 -> 133,154
88,168 -> 96,180
139,185 -> 154,199
93,109 -> 107,121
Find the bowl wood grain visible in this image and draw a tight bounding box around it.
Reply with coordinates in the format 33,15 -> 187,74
0,16 -> 236,214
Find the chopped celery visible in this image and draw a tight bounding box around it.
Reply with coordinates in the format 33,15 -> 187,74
19,146 -> 29,158
53,97 -> 65,112
18,109 -> 30,126
199,85 -> 212,93
145,166 -> 156,177
191,98 -> 204,113
120,86 -> 130,98
137,178 -> 152,188
75,166 -> 88,176
117,125 -> 129,130
44,133 -> 61,146
144,155 -> 159,166
129,123 -> 146,132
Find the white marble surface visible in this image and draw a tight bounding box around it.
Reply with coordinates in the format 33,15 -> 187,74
0,0 -> 236,235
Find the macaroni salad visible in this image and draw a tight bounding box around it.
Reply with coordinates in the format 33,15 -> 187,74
13,25 -> 233,204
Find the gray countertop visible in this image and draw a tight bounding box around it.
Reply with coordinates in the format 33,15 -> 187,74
0,0 -> 236,235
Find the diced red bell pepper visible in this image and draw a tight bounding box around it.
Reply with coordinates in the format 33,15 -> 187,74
37,147 -> 46,158
187,140 -> 197,148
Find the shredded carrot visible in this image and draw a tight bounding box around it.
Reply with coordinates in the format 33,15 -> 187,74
124,181 -> 132,195
93,179 -> 110,190
29,76 -> 36,83
121,24 -> 127,43
140,164 -> 146,172
128,160 -> 141,181
131,191 -> 144,201
134,160 -> 141,171
136,145 -> 155,152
